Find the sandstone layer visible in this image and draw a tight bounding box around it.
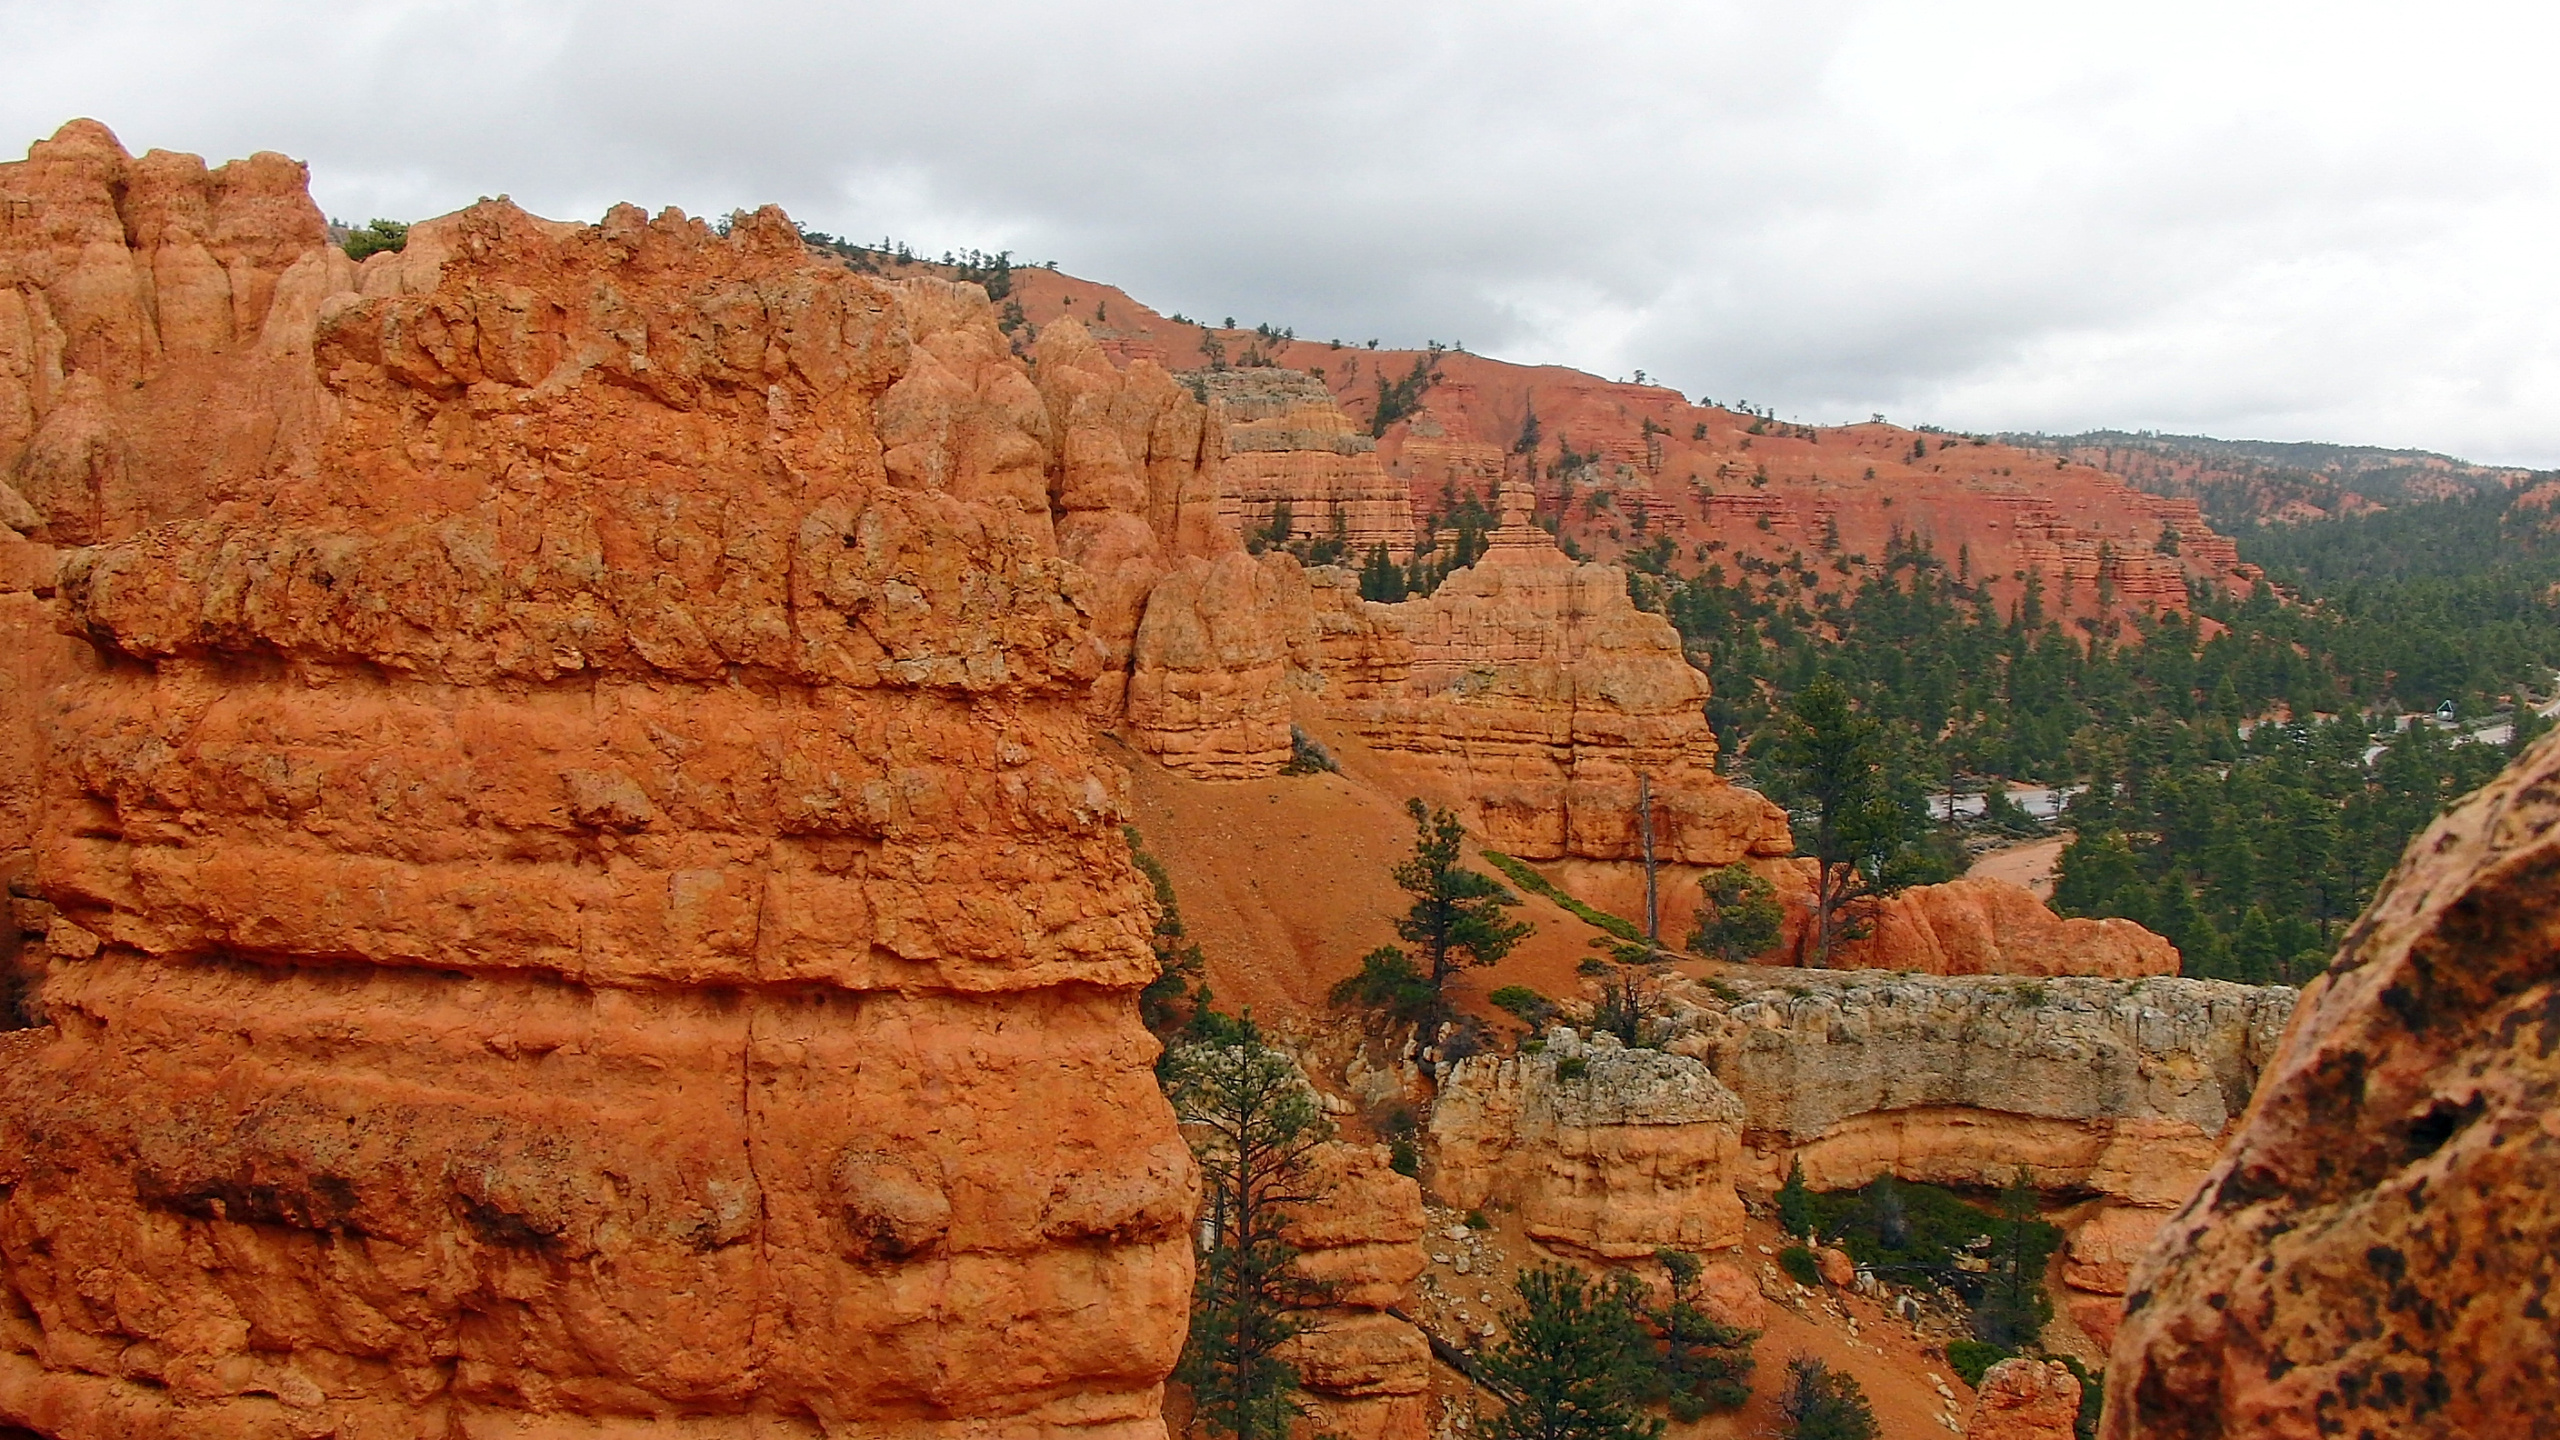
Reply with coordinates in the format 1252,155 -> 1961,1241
1663,972 -> 2294,1202
1306,483 -> 1792,866
1192,369 -> 1411,557
0,166 -> 1194,1439
1277,1143 -> 1429,1440
0,121 -> 346,878
2102,731 -> 2560,1438
1428,1028 -> 1749,1260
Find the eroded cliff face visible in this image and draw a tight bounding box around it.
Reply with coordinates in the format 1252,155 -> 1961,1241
0,120 -> 347,895
1277,1143 -> 1431,1440
1194,369 -> 1412,559
0,153 -> 1194,1439
1429,970 -> 2292,1334
1429,1029 -> 1748,1260
2102,731 -> 2560,1438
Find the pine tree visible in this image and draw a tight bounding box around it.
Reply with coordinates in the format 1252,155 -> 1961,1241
1767,677 -> 1932,965
1776,1355 -> 1878,1440
1167,1030 -> 1336,1440
1973,1170 -> 2052,1349
1479,1263 -> 1663,1440
1643,1249 -> 1756,1420
1777,1156 -> 1816,1240
1334,800 -> 1531,1030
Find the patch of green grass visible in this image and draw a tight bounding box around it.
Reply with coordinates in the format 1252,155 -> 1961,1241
1483,851 -> 1643,942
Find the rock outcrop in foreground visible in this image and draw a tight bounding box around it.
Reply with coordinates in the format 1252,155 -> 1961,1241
0,125 -> 1192,1440
2103,731 -> 2560,1437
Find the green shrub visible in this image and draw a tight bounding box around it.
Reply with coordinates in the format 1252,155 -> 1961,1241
1489,984 -> 1557,1030
1777,1156 -> 1816,1239
1483,852 -> 1644,942
1329,946 -> 1435,1026
1945,1339 -> 2010,1390
342,218 -> 408,261
1777,1245 -> 1820,1286
1687,864 -> 1782,961
1555,1055 -> 1590,1081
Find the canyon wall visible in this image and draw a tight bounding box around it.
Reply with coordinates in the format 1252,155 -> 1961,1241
2103,731 -> 2560,1437
1430,970 -> 2292,1337
1194,369 -> 1411,557
1277,1143 -> 1431,1440
1429,1028 -> 1749,1260
0,136 -> 1193,1440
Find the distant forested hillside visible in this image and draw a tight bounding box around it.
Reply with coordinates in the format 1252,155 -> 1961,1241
2003,430 -> 2532,528
1651,481 -> 2560,983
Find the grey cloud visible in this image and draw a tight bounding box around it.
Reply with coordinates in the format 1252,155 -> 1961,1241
6,0 -> 2552,462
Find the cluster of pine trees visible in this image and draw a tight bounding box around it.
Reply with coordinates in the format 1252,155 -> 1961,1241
1639,485 -> 2560,980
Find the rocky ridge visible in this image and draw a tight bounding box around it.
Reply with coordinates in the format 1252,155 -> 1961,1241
0,126 -> 1193,1440
1428,969 -> 2294,1347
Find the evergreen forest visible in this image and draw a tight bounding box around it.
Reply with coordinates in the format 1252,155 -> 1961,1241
1639,484 -> 2560,983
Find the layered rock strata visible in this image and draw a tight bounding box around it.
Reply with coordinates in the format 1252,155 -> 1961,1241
0,121 -> 346,872
0,183 -> 1194,1439
1192,369 -> 1412,557
1429,972 -> 2289,1329
2102,732 -> 2560,1437
1307,482 -> 1792,865
1277,1143 -> 1430,1440
1428,1029 -> 1748,1259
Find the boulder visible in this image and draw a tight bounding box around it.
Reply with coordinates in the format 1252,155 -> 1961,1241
2102,732 -> 2560,1437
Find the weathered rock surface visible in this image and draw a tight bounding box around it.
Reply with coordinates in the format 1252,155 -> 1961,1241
1429,1028 -> 1748,1258
1192,369 -> 1411,557
1661,972 -> 2294,1202
0,120 -> 345,877
1310,482 -> 1792,865
1278,1143 -> 1428,1440
2102,732 -> 2560,1438
0,169 -> 1194,1439
1964,1359 -> 2082,1440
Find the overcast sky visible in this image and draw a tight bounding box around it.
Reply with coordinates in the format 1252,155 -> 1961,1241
7,0 -> 2555,464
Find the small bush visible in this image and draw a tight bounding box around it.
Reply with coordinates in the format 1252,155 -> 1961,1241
1777,1245 -> 1820,1286
1387,1136 -> 1419,1177
1945,1339 -> 2010,1390
1687,864 -> 1782,962
1489,984 -> 1557,1030
1466,1210 -> 1490,1230
342,218 -> 409,261
1281,725 -> 1338,774
1554,1055 -> 1590,1081
1777,1354 -> 1878,1440
1329,946 -> 1434,1027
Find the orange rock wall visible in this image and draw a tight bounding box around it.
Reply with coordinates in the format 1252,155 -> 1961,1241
2103,731 -> 2560,1437
1302,485 -> 1792,865
1195,369 -> 1412,558
0,148 -> 1194,1440
1279,1143 -> 1429,1440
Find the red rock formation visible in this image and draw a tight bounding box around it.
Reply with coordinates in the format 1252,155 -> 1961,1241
0,173 -> 1194,1439
1963,1359 -> 2082,1440
1542,860 -> 2177,979
2102,732 -> 2560,1438
1429,1029 -> 1749,1259
2058,1203 -> 2169,1350
1195,370 -> 1413,557
993,273 -> 2264,627
1310,481 -> 1792,866
0,121 -> 350,877
1278,1143 -> 1429,1440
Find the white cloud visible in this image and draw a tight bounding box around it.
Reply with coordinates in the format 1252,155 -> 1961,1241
5,0 -> 2553,461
